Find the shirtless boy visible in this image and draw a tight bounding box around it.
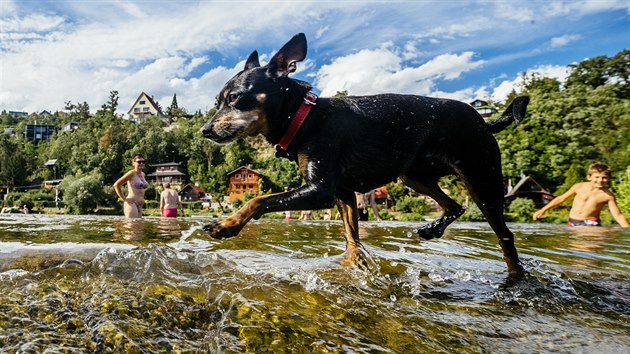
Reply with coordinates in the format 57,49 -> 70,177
533,164 -> 629,227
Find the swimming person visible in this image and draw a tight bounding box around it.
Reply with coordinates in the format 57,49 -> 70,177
160,182 -> 183,217
113,153 -> 148,218
533,163 -> 629,227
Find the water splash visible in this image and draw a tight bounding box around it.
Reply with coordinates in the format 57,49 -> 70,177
0,217 -> 628,352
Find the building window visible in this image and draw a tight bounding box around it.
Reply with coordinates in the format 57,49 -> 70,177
134,108 -> 140,112
140,100 -> 146,104
143,107 -> 150,112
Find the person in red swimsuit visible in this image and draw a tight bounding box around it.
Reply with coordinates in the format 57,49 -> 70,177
533,163 -> 628,227
160,182 -> 183,217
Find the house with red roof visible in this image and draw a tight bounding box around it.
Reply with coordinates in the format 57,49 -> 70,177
127,92 -> 165,123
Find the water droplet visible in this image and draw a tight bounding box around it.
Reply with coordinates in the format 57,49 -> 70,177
390,294 -> 397,302
429,273 -> 445,282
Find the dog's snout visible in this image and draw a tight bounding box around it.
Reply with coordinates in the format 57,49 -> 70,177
200,124 -> 213,137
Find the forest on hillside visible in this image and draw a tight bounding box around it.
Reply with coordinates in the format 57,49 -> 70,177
1,50 -> 628,218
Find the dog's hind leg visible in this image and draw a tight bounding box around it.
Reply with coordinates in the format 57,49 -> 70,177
335,188 -> 368,268
401,175 -> 464,240
457,162 -> 524,274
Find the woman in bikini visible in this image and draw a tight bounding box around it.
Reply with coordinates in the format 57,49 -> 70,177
113,153 -> 149,218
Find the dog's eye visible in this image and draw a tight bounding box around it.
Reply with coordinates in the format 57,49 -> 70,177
228,93 -> 239,105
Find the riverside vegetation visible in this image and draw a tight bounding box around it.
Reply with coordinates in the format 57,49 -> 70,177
1,50 -> 629,223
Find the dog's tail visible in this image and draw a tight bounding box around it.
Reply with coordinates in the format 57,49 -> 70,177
486,96 -> 530,134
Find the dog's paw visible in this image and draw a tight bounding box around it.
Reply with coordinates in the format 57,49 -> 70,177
416,224 -> 444,240
339,247 -> 369,270
202,223 -> 237,239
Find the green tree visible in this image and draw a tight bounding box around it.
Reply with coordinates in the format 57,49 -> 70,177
60,170 -> 111,214
614,166 -> 630,215
607,49 -> 630,89
0,135 -> 28,187
507,198 -> 537,222
396,195 -> 431,214
496,51 -> 630,193
101,90 -> 119,115
64,100 -> 91,123
386,180 -> 411,205
166,93 -> 187,117
1,110 -> 18,127
558,164 -> 583,195
566,55 -> 609,88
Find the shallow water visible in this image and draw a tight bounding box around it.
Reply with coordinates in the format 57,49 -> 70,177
1,214 -> 628,353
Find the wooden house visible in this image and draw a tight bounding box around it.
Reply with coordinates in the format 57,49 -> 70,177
179,183 -> 210,202
146,162 -> 187,187
126,92 -> 165,123
44,159 -> 62,180
227,166 -> 261,202
504,175 -> 555,209
470,99 -> 497,119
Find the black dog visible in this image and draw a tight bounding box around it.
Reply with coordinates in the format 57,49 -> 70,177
201,33 -> 529,273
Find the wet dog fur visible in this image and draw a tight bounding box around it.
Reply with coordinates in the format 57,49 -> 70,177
201,33 -> 529,273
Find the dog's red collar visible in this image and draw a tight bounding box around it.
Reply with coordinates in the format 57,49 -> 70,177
276,91 -> 318,152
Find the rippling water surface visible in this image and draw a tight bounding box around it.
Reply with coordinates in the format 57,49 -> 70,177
1,214 -> 628,353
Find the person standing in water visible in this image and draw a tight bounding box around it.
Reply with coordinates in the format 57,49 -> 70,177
533,163 -> 629,227
160,182 -> 184,217
113,153 -> 148,218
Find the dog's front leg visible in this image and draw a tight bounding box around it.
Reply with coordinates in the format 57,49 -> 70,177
335,189 -> 368,269
202,183 -> 335,239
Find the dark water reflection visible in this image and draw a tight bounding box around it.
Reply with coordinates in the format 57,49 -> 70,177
0,214 -> 628,353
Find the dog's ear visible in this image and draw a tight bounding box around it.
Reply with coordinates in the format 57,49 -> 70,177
244,50 -> 260,70
267,33 -> 307,78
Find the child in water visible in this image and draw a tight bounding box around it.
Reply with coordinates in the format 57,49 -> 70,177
533,163 -> 629,227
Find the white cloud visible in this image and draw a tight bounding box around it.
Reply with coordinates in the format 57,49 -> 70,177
0,13 -> 65,32
551,34 -> 582,48
314,46 -> 485,97
491,65 -> 570,102
0,0 -> 627,114
114,1 -> 147,19
315,25 -> 329,39
0,0 -> 17,16
543,0 -> 629,17
0,1 -> 315,112
491,1 -> 536,22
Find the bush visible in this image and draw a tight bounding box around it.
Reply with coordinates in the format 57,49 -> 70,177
182,201 -> 202,211
386,181 -> 411,205
61,170 -> 110,214
614,166 -> 630,215
31,190 -> 55,202
232,198 -> 244,208
398,212 -> 425,221
379,209 -> 394,221
507,198 -> 537,222
16,194 -> 35,211
460,203 -> 485,221
396,196 -> 431,215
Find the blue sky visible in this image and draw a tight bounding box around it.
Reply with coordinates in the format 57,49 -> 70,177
1,0 -> 628,115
